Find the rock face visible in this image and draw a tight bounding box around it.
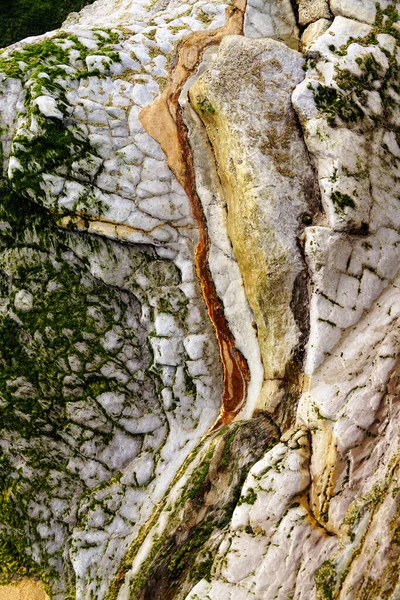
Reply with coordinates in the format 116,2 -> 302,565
0,1 -> 399,600
297,0 -> 331,26
0,578 -> 49,600
189,35 -> 317,419
0,2 -> 230,597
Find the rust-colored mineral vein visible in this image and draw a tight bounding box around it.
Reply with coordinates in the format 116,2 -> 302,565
139,1 -> 250,426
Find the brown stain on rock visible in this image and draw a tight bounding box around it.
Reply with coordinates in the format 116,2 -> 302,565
57,2 -> 249,425
139,1 -> 250,426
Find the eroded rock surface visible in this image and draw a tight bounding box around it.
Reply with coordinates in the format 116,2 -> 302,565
0,0 -> 399,599
183,4 -> 400,600
0,0 -> 235,596
244,0 -> 299,48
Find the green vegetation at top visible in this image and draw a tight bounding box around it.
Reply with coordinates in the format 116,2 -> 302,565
0,30 -> 125,217
0,0 -> 96,49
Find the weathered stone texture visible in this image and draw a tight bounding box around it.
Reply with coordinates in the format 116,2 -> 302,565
0,0 -> 400,599
244,0 -> 299,48
190,35 -> 316,384
297,0 -> 331,26
0,0 -> 233,596
300,18 -> 332,49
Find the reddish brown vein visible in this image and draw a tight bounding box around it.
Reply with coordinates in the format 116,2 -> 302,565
139,2 -> 250,425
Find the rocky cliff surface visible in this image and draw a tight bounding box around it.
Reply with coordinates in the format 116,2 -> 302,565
0,0 -> 399,599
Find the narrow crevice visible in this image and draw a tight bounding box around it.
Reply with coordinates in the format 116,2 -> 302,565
289,0 -> 301,30
130,416 -> 280,600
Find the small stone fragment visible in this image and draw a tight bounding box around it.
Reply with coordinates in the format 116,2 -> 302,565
296,0 -> 331,26
14,289 -> 33,311
300,18 -> 332,49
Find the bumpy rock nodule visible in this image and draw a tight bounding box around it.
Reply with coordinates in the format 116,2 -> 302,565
0,1 -> 399,599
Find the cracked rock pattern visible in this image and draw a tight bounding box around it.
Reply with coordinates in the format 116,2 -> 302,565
292,11 -> 400,372
244,0 -> 299,48
183,4 -> 400,600
0,0 -> 400,599
0,0 -> 235,596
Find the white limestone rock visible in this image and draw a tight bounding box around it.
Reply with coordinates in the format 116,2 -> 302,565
34,95 -> 64,119
244,0 -> 299,49
184,9 -> 400,600
185,428 -> 335,599
300,18 -> 332,49
293,14 -> 400,371
180,50 -> 264,418
1,0 -> 400,599
186,280 -> 400,599
14,289 -> 34,311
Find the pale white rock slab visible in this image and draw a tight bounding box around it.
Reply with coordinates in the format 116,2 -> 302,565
186,278 -> 400,598
300,18 -> 332,49
33,95 -> 64,119
185,428 -> 336,599
190,35 -> 316,383
298,275 -> 400,451
244,0 -> 299,49
14,289 -> 34,311
180,53 -> 264,418
304,226 -> 400,372
293,15 -> 400,372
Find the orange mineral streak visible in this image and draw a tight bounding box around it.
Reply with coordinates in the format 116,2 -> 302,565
139,3 -> 250,426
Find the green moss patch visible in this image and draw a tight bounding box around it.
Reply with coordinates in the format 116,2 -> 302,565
0,176 -> 191,595
0,30 -> 125,216
331,191 -> 356,213
310,3 -> 400,127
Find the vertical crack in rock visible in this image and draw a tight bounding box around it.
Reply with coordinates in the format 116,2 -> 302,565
1,0 -> 400,598
179,51 -> 266,421
176,5 -> 400,600
139,2 -> 252,425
